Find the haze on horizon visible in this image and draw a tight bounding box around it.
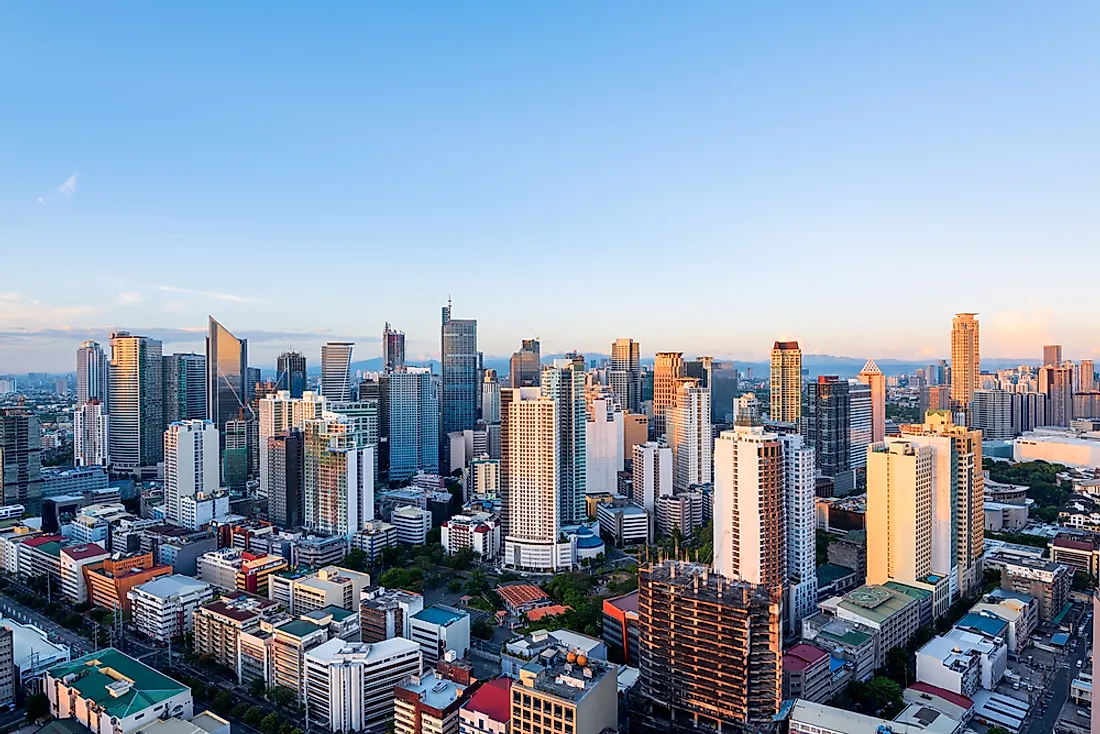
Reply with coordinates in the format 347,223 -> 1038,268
2,3 -> 1098,373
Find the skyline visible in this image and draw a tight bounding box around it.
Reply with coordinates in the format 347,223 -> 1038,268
4,3 -> 1100,370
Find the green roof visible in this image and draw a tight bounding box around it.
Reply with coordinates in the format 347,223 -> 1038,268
47,648 -> 188,719
841,530 -> 866,545
318,605 -> 354,621
883,581 -> 932,600
820,628 -> 872,647
37,541 -> 64,558
817,563 -> 856,585
837,585 -> 917,625
276,620 -> 324,639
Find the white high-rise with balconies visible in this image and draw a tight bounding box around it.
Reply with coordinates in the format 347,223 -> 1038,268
321,343 -> 355,402
668,378 -> 711,491
585,393 -> 623,494
632,441 -> 672,512
258,390 -> 327,498
782,433 -> 817,633
74,401 -> 109,467
76,340 -> 109,406
164,420 -> 221,529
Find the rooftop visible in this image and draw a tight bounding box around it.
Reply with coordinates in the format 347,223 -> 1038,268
0,616 -> 70,668
817,563 -> 857,586
60,543 -> 108,561
783,643 -> 829,672
398,672 -> 465,711
462,676 -> 512,723
199,591 -> 278,622
518,648 -> 615,702
955,612 -> 1009,639
789,700 -> 944,734
836,584 -> 917,625
906,681 -> 974,711
305,636 -> 419,664
133,574 -> 211,600
47,648 -> 189,720
134,713 -> 230,734
603,589 -> 639,614
496,583 -> 551,610
301,605 -> 355,623
526,605 -> 571,622
274,620 -> 325,639
413,605 -> 467,627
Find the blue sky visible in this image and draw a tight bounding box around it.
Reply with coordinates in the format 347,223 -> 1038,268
3,3 -> 1098,372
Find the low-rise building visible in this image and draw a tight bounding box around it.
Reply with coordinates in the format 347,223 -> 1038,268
801,613 -> 877,682
394,671 -> 468,734
271,619 -> 329,701
137,525 -> 218,575
602,590 -> 639,666
989,552 -> 1071,622
196,549 -> 289,596
441,513 -> 501,560
267,565 -> 371,614
303,638 -> 422,732
655,492 -> 705,537
916,628 -> 1007,696
826,530 -> 867,580
1049,533 -> 1100,579
984,502 -> 1029,532
84,552 -> 174,614
595,499 -> 649,546
393,506 -> 433,545
128,575 -> 214,642
783,643 -> 832,704
978,589 -> 1039,651
360,586 -> 424,643
0,615 -> 70,688
821,585 -> 921,667
501,629 -> 606,679
290,535 -> 348,568
299,605 -> 360,641
788,699 -> 963,734
45,648 -> 193,734
59,543 -> 110,603
351,521 -> 397,563
193,591 -> 280,670
410,606 -> 470,666
510,646 -> 618,734
459,676 -> 512,734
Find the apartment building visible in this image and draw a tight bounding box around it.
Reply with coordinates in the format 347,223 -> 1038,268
127,575 -> 214,642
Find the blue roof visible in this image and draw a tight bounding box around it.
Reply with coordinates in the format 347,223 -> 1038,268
956,613 -> 1008,638
829,655 -> 847,673
1052,632 -> 1070,646
413,605 -> 466,626
576,534 -> 604,549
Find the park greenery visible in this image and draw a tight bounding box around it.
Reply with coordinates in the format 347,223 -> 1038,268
984,458 -> 1070,523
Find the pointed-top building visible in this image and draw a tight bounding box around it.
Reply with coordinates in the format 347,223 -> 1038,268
859,359 -> 886,442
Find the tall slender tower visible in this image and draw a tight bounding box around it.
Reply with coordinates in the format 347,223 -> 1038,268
74,400 -> 109,467
440,302 -> 478,458
652,352 -> 684,437
1082,360 -> 1097,393
770,341 -> 802,425
1043,345 -> 1063,367
609,338 -> 642,413
0,409 -> 43,514
207,317 -> 250,485
1039,365 -> 1074,427
163,353 -> 207,424
108,331 -> 164,470
858,359 -> 887,442
783,433 -> 818,632
667,378 -> 711,491
866,439 -> 934,588
320,343 -> 354,402
276,351 -> 307,398
164,420 -> 219,527
76,340 -> 109,406
950,313 -> 980,415
804,376 -> 851,477
382,324 -> 406,373
508,339 -> 541,388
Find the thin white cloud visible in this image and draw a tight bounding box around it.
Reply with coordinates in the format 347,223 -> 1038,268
0,293 -> 21,301
57,173 -> 79,199
116,292 -> 143,305
155,284 -> 262,305
37,196 -> 50,206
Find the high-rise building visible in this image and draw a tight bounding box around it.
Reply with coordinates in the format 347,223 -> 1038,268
480,369 -> 501,424
971,390 -> 1014,440
1012,392 -> 1046,434
783,433 -> 818,632
866,439 -> 934,588
0,409 -> 42,513
713,425 -> 785,589
734,393 -> 762,427
303,414 -> 374,536
667,378 -> 711,491
164,420 -> 226,530
919,385 -> 953,421
441,302 -> 478,459
849,383 -> 872,471
652,352 -> 684,437
804,376 -> 851,477
222,419 -> 252,491
276,351 -> 307,398
950,313 -> 980,416
770,341 -> 802,425
206,317 -> 250,486
108,331 -> 164,470
501,361 -> 585,571
858,359 -> 886,442
899,411 -> 985,598
268,430 -> 304,528
382,323 -> 406,373
74,400 -> 109,467
683,356 -> 713,389
585,393 -> 624,494
1039,365 -> 1074,427
1074,392 -> 1100,420
1044,345 -> 1063,367
258,390 -> 327,499
508,339 -> 541,388
321,342 -> 354,402
609,338 -> 642,414
380,369 -> 439,481
1082,360 -> 1096,393
76,340 -> 109,406
163,353 -> 206,424
632,442 -> 672,512
709,360 -> 739,424
637,561 -> 781,731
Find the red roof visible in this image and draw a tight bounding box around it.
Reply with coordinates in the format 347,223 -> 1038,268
464,677 -> 512,723
60,543 -> 108,561
496,583 -> 550,609
526,604 -> 571,622
1054,535 -> 1098,551
23,534 -> 63,548
907,682 -> 974,711
783,644 -> 828,671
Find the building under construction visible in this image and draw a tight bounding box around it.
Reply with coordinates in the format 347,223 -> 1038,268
635,559 -> 782,733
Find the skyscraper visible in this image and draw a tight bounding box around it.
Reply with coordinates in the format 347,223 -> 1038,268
849,383 -> 873,472
74,400 -> 109,467
0,409 -> 42,514
971,390 -> 1014,440
950,313 -> 980,416
866,439 -> 934,588
539,360 -> 587,526
858,359 -> 886,442
108,331 -> 164,470
163,353 -> 207,424
1044,345 -> 1063,367
770,341 -> 802,425
381,323 -> 406,374
268,430 -> 304,528
1039,365 -> 1074,427
276,351 -> 307,398
632,442 -> 672,512
320,342 -> 354,402
303,414 -> 374,537
709,359 -> 739,424
804,376 -> 851,477
508,339 -> 541,388
667,378 -> 711,491
76,340 -> 109,406
652,352 -> 683,437
683,356 -> 713,388
164,420 -> 220,527
1082,360 -> 1096,393
258,391 -> 327,499
637,561 -> 781,732
480,369 -> 501,424
783,433 -> 818,632
1012,391 -> 1045,434
207,317 -> 250,485
585,392 -> 624,495
379,369 -> 439,481
920,385 -> 952,420
713,425 -> 785,589
609,338 -> 642,414
441,302 -> 478,458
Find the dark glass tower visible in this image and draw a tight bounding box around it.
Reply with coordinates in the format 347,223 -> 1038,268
276,351 -> 307,398
163,353 -> 207,424
440,301 -> 478,461
207,316 -> 250,484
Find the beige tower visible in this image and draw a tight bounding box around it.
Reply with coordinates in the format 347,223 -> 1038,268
667,378 -> 712,491
653,352 -> 684,437
859,359 -> 887,443
950,313 -> 980,415
770,341 -> 802,425
866,439 -> 933,588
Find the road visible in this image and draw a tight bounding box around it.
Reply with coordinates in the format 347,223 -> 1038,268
1026,630 -> 1091,733
0,597 -> 93,658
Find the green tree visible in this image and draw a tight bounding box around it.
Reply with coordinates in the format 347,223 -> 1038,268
472,618 -> 494,640
231,703 -> 249,719
881,647 -> 912,688
244,707 -> 264,727
260,713 -> 282,734
212,691 -> 234,715
25,693 -> 49,721
447,578 -> 463,593
865,677 -> 903,713
465,568 -> 490,596
341,549 -> 367,572
266,686 -> 298,708
249,677 -> 266,696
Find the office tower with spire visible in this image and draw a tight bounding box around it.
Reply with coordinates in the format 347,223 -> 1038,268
652,352 -> 684,437
320,342 -> 354,402
509,339 -> 541,388
1044,345 -> 1063,367
441,302 -> 478,462
76,340 -> 109,406
379,369 -> 439,481
303,414 -> 374,537
609,338 -> 642,413
0,409 -> 42,514
163,353 -> 207,424
858,359 -> 886,442
382,324 -> 405,373
637,561 -> 781,732
501,361 -> 585,572
950,313 -> 980,417
770,341 -> 802,425
1039,365 -> 1074,426
74,400 -> 109,467
898,411 -> 985,598
276,351 -> 307,398
667,378 -> 711,491
108,331 -> 164,470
